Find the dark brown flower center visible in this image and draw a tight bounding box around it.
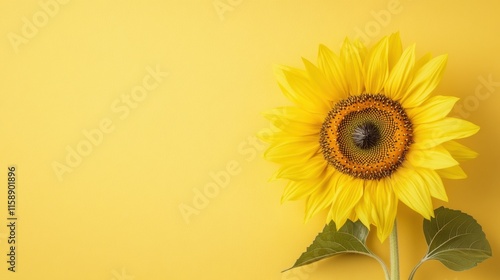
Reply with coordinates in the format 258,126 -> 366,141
352,121 -> 381,150
319,94 -> 413,180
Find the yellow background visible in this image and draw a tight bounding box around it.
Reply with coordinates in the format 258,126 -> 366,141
1,0 -> 499,279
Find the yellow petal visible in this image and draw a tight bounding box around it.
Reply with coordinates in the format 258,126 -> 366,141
282,177 -> 321,203
406,95 -> 459,125
304,169 -> 338,221
274,65 -> 331,114
263,111 -> 321,136
264,136 -> 319,163
348,211 -> 358,223
257,129 -> 290,143
353,39 -> 368,61
387,32 -> 403,71
354,199 -> 372,229
369,178 -> 397,241
355,179 -> 398,242
354,180 -> 376,229
392,167 -> 434,219
442,141 -> 478,161
436,165 -> 468,179
259,127 -> 319,144
364,36 -> 389,94
385,44 -> 416,101
263,106 -> 324,125
329,176 -> 364,229
317,44 -> 348,100
276,121 -> 320,137
340,38 -> 364,95
402,54 -> 448,108
273,155 -> 326,181
302,58 -> 337,103
416,168 -> 448,201
407,145 -> 458,170
412,118 -> 480,149
414,52 -> 433,71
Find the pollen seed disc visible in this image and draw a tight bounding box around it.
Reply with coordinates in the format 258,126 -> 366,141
319,94 -> 413,180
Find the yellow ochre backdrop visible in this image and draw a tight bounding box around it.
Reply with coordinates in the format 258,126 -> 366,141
0,0 -> 499,279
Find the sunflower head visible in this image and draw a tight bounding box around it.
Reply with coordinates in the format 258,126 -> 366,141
261,33 -> 479,241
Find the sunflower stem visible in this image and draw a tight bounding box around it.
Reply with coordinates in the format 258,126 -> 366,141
408,259 -> 425,280
370,252 -> 391,280
389,220 -> 400,280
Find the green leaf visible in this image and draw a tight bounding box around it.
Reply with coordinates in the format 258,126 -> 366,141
286,220 -> 375,271
422,206 -> 492,271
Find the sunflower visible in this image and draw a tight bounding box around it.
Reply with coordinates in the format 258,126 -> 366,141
261,33 -> 479,241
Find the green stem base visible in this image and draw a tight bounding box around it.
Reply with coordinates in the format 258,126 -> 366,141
390,220 -> 400,280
